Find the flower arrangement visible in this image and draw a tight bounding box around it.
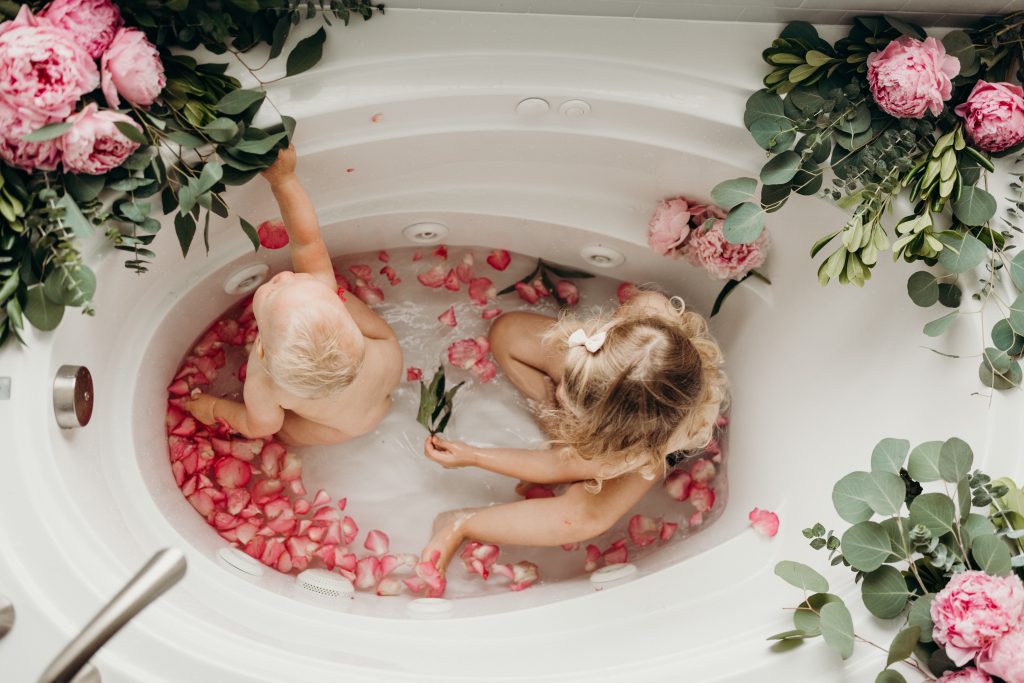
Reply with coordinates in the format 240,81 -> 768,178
647,196 -> 771,315
714,14 -> 1024,389
0,0 -> 384,346
771,436 -> 1024,682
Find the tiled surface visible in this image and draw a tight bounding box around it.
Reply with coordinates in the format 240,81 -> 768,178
382,0 -> 1024,24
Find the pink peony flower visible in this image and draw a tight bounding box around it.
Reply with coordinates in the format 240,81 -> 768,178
937,667 -> 993,683
648,197 -> 694,255
42,0 -> 123,59
954,80 -> 1024,152
0,100 -> 61,171
683,219 -> 770,280
0,6 -> 98,121
61,103 -> 141,174
977,627 -> 1024,683
748,507 -> 780,537
101,28 -> 165,108
867,36 -> 960,118
931,571 -> 1024,666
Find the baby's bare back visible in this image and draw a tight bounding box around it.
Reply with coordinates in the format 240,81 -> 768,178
269,336 -> 402,446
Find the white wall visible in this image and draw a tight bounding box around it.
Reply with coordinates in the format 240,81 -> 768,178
381,0 -> 1024,26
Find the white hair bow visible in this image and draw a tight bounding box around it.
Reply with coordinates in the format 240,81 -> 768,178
568,328 -> 607,353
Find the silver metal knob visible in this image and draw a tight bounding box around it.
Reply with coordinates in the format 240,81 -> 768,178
53,365 -> 93,429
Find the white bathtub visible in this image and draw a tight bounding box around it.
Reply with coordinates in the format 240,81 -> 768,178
1,9 -> 1018,683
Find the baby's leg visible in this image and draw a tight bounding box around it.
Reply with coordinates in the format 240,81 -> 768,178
488,312 -> 565,407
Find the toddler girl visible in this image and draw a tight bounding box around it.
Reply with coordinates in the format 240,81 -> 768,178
421,290 -> 727,574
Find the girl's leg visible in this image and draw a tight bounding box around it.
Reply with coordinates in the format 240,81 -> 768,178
488,312 -> 565,407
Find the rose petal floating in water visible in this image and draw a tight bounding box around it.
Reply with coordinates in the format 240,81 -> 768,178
438,306 -> 457,327
486,249 -> 511,271
257,219 -> 289,249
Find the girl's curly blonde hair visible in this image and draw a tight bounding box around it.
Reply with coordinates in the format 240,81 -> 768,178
543,295 -> 727,492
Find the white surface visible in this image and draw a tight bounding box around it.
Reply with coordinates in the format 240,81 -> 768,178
0,9 -> 1020,683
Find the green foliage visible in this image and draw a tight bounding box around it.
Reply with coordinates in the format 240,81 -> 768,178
416,366 -> 464,436
721,12 -> 1024,390
772,436 -> 1024,676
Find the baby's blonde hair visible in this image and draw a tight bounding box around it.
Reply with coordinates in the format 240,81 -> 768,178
262,305 -> 362,400
544,299 -> 727,491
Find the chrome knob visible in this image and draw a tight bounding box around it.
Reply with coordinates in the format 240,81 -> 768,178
53,365 -> 93,429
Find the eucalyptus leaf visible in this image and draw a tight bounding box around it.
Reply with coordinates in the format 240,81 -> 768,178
793,592 -> 842,636
215,88 -> 266,115
774,560 -> 829,593
1011,250 -> 1024,290
907,441 -> 943,482
980,347 -> 1022,390
886,626 -> 921,667
937,437 -> 972,484
21,121 -> 72,142
923,311 -> 957,337
760,151 -> 801,185
202,117 -> 239,143
861,565 -> 910,619
907,271 -> 939,307
56,193 -> 92,239
961,513 -> 997,552
971,534 -> 1012,576
722,202 -> 765,244
875,671 -> 907,683
233,131 -> 287,155
819,602 -> 855,660
908,594 -> 935,643
863,471 -> 907,516
114,121 -> 146,144
711,177 -> 757,209
832,471 -> 875,523
937,232 -> 987,274
41,265 -> 95,307
908,493 -> 955,538
952,186 -> 997,227
239,217 -> 260,252
749,116 -> 795,152
23,285 -> 64,331
937,283 -> 961,308
174,213 -> 196,258
841,521 -> 891,572
743,89 -> 785,128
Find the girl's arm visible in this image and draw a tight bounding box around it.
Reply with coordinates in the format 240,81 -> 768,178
423,473 -> 658,572
424,436 -> 604,484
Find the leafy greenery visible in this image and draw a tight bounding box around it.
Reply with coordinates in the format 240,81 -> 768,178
772,437 -> 1024,679
416,366 -> 464,436
0,1 -> 385,346
716,12 -> 1024,390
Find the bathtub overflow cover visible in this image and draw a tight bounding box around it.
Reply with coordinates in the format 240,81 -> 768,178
224,263 -> 270,296
402,222 -> 450,245
581,245 -> 625,269
590,562 -> 637,586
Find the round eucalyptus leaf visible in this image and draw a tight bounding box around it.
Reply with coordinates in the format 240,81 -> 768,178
957,478 -> 971,524
23,285 -> 65,332
743,89 -> 785,128
907,441 -> 943,482
961,513 -> 997,552
937,437 -> 972,483
760,151 -> 802,185
711,177 -> 757,210
871,438 -> 910,475
907,271 -> 939,307
841,521 -> 892,572
42,265 -> 96,307
793,592 -> 842,636
979,348 -> 1022,390
937,282 -> 962,308
820,601 -> 855,660
861,565 -> 910,619
908,493 -> 955,538
992,319 -> 1024,356
832,471 -> 875,524
837,103 -> 871,135
864,471 -> 907,516
971,534 -> 1012,576
908,594 -> 935,643
876,671 -> 907,683
722,202 -> 765,244
937,232 -> 987,274
923,311 -> 957,337
952,186 -> 997,227
880,517 -> 910,561
1009,292 -> 1024,335
774,560 -> 829,593
1010,250 -> 1024,290
886,626 -> 921,666
749,116 -> 796,152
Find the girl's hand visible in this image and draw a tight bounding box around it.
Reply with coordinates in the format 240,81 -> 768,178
423,435 -> 479,469
261,144 -> 297,186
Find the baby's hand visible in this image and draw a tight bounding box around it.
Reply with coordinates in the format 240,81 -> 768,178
423,435 -> 478,469
261,144 -> 297,186
185,394 -> 218,426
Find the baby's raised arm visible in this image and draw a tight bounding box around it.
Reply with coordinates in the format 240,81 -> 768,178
262,145 -> 335,286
